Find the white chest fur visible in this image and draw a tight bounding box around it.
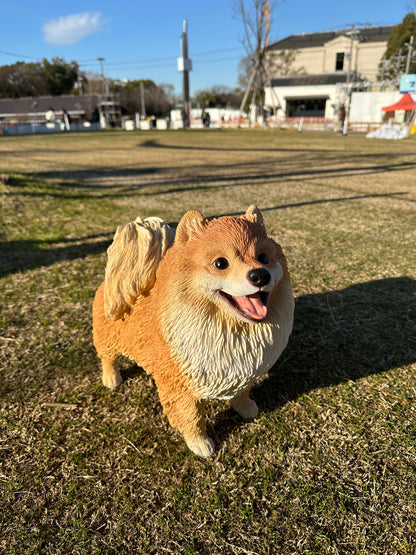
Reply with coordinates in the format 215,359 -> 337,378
162,292 -> 294,400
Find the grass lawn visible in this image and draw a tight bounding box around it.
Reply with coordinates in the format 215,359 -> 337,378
0,128 -> 415,554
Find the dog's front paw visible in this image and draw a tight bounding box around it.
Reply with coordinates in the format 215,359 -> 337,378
185,434 -> 215,457
102,369 -> 123,389
231,397 -> 259,419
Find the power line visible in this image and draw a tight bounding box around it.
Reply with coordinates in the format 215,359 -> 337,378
98,56 -> 177,68
80,55 -> 242,72
80,47 -> 244,69
0,45 -> 244,80
0,45 -> 243,67
194,46 -> 243,55
0,49 -> 43,61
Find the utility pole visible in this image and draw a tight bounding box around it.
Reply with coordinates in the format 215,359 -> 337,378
177,19 -> 192,128
97,57 -> 110,128
140,81 -> 146,120
77,72 -> 84,95
393,48 -> 406,87
405,36 -> 414,74
343,22 -> 371,136
343,25 -> 356,136
379,57 -> 390,82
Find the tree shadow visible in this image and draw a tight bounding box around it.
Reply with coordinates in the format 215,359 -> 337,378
213,276 -> 416,443
210,192 -> 411,219
139,138 -> 325,153
8,149 -> 416,202
2,190 -> 413,277
138,138 -> 416,159
0,234 -> 113,277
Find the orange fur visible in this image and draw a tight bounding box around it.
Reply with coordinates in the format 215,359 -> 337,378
93,206 -> 294,457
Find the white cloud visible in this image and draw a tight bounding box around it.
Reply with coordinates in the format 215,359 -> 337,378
43,12 -> 104,45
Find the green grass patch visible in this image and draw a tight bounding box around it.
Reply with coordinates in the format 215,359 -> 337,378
0,129 -> 415,554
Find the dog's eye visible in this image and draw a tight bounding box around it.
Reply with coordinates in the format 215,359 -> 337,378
213,257 -> 229,270
257,253 -> 269,264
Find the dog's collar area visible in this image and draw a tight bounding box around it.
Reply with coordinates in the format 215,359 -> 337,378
219,291 -> 269,322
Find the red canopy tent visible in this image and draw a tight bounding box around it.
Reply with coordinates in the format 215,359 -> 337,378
382,93 -> 416,111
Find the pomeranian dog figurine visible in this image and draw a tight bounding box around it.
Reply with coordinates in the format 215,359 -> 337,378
93,206 -> 294,457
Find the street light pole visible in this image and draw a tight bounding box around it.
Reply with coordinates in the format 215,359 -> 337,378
97,57 -> 109,95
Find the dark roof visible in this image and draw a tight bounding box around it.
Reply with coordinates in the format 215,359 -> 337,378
0,94 -> 101,116
270,73 -> 348,87
268,25 -> 395,51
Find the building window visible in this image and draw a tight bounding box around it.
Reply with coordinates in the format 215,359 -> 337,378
335,52 -> 344,71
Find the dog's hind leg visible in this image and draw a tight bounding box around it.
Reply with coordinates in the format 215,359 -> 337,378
231,389 -> 259,419
101,355 -> 123,389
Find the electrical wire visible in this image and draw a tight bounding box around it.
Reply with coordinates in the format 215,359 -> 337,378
1,46 -> 244,68
0,45 -> 245,81
0,50 -> 43,61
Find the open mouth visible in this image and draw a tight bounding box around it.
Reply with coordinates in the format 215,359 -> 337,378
219,291 -> 269,322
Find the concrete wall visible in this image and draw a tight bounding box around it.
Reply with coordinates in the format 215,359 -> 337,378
355,42 -> 387,81
289,46 -> 325,74
322,36 -> 351,73
170,108 -> 244,128
265,87 -> 410,124
265,83 -> 343,118
270,36 -> 387,81
350,91 -> 410,123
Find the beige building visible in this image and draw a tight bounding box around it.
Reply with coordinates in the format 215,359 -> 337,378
265,25 -> 395,119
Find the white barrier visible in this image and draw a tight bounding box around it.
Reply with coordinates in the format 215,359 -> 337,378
0,122 -> 101,135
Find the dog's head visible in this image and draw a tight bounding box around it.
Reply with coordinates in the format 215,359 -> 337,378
174,205 -> 289,324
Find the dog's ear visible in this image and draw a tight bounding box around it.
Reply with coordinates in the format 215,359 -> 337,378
175,210 -> 207,243
241,205 -> 265,228
104,217 -> 174,320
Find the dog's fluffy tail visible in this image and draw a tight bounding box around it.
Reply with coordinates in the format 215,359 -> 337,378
104,217 -> 175,320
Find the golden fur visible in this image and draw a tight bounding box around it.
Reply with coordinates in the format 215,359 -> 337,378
93,206 -> 294,457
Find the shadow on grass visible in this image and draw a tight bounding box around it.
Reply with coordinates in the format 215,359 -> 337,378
21,160 -> 416,198
6,152 -> 416,202
213,276 -> 416,444
0,234 -> 112,277
110,276 -> 415,448
0,190 -> 411,277
139,138 -> 327,153
210,192 -> 411,218
138,138 -> 416,160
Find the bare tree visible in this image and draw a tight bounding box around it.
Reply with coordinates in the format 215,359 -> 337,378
233,0 -> 277,119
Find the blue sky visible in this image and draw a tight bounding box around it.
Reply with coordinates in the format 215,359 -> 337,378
0,0 -> 411,94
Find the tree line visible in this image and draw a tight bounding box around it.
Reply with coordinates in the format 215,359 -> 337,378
0,58 -> 79,98
0,57 -> 244,117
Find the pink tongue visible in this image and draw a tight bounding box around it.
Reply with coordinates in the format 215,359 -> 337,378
232,293 -> 267,320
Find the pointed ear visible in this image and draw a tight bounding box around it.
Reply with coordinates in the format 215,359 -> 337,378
175,210 -> 207,243
241,205 -> 265,228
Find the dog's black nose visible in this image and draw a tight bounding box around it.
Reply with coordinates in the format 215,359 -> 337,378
248,268 -> 271,287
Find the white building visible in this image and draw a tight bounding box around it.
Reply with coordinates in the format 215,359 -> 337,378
265,25 -> 395,120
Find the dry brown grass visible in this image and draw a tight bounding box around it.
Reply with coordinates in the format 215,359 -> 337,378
0,128 -> 415,554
